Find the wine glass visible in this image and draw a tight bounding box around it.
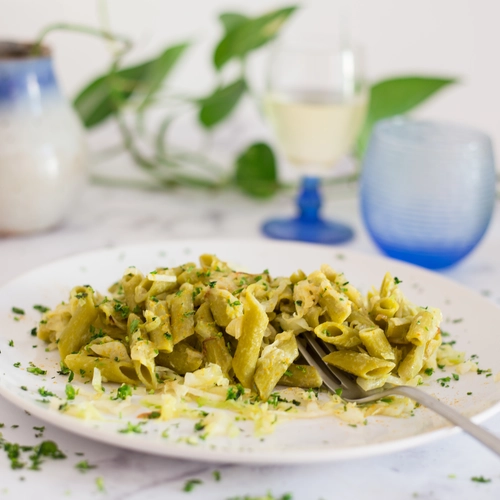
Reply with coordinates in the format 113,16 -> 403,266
262,41 -> 367,244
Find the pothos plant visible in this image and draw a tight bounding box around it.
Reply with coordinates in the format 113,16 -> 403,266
35,6 -> 456,198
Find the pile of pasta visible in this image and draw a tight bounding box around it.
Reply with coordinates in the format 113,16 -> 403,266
37,254 -> 442,401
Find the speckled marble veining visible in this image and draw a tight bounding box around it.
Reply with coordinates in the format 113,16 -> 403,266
0,180 -> 499,500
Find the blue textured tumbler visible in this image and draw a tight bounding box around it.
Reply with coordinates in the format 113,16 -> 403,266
360,119 -> 496,269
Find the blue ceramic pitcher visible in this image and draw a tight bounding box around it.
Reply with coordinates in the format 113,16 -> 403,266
0,41 -> 87,235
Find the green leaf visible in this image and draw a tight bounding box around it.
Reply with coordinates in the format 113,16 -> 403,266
198,79 -> 246,128
74,43 -> 188,128
74,62 -> 151,128
137,43 -> 189,112
219,12 -> 249,33
214,6 -> 297,70
235,142 -> 278,197
356,76 -> 457,157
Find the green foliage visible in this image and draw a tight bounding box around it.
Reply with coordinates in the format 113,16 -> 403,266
219,12 -> 249,33
198,79 -> 247,128
58,6 -> 455,198
356,76 -> 457,157
236,143 -> 278,198
136,43 -> 189,112
214,6 -> 298,70
74,43 -> 188,128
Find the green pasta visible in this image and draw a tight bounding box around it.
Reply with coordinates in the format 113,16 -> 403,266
37,256 -> 443,402
232,286 -> 268,388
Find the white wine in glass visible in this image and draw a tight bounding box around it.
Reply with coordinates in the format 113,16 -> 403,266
262,43 -> 367,243
266,90 -> 367,171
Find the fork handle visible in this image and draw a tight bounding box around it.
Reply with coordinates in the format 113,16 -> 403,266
392,385 -> 500,457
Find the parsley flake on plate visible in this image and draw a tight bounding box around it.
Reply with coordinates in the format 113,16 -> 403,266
183,479 -> 202,492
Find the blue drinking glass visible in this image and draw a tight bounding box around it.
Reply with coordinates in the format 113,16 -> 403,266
360,118 -> 496,269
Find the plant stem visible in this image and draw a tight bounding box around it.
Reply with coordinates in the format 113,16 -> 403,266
91,175 -> 169,191
31,23 -> 132,56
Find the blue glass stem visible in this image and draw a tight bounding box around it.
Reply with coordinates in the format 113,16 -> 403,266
261,175 -> 354,244
297,176 -> 322,223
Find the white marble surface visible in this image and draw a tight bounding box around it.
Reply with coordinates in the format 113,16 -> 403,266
1,182 -> 500,500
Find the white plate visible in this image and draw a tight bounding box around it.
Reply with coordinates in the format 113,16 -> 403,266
0,239 -> 499,464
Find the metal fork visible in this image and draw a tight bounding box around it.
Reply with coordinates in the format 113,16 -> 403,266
298,331 -> 500,457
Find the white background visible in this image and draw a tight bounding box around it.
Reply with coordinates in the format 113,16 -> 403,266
0,0 -> 499,159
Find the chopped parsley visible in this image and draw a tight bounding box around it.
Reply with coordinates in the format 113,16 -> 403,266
226,384 -> 245,401
89,326 -> 105,341
424,368 -> 434,376
213,470 -> 221,481
33,305 -> 50,313
394,277 -> 402,285
29,440 -> 66,470
183,479 -> 202,492
27,363 -> 46,376
129,319 -> 140,334
194,421 -> 206,432
113,301 -> 130,319
31,327 -> 37,337
20,386 -> 27,391
268,393 -> 295,407
58,363 -> 74,382
118,422 -> 145,434
65,384 -> 76,400
112,384 -> 133,401
477,368 -> 492,375
33,426 -> 45,438
75,459 -> 97,472
38,387 -> 56,398
471,476 -> 491,483
12,307 -> 25,315
8,340 -> 14,347
13,362 -> 21,368
334,388 -> 343,397
452,373 -> 460,381
95,477 -> 105,492
437,377 -> 451,387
